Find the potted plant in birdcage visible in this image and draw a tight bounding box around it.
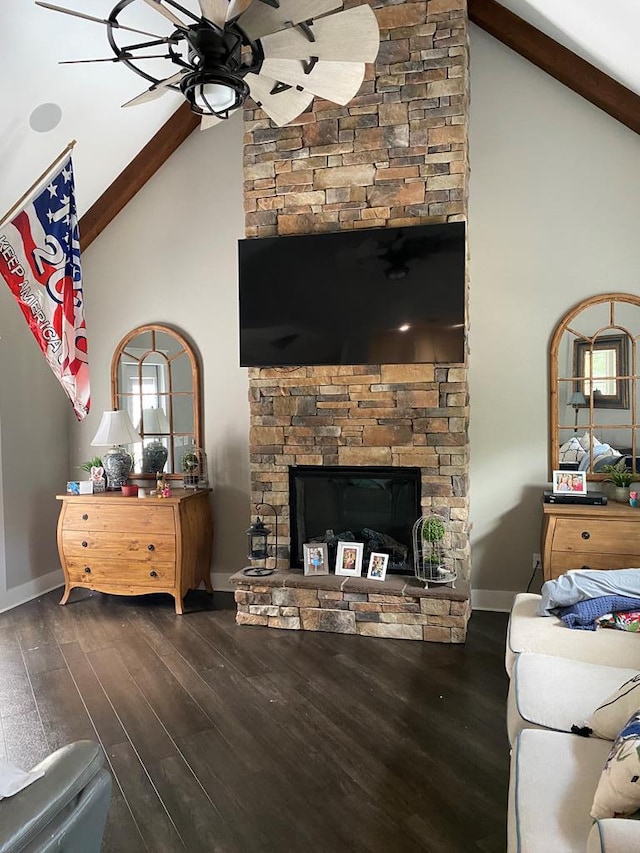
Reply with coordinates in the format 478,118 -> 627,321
412,514 -> 457,586
182,449 -> 201,489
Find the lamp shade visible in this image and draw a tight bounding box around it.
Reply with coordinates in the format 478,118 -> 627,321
568,392 -> 587,407
91,410 -> 141,447
138,407 -> 170,434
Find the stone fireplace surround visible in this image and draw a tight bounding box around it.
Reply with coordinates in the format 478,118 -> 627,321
236,0 -> 470,642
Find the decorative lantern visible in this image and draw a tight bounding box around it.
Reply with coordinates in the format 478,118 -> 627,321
412,514 -> 457,586
244,503 -> 278,577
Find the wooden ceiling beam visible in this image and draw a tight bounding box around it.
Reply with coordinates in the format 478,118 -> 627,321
468,0 -> 640,137
79,102 -> 199,252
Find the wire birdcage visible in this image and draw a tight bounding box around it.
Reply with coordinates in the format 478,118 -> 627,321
181,446 -> 209,490
412,514 -> 457,586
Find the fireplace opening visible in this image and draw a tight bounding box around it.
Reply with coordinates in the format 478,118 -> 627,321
289,466 -> 421,575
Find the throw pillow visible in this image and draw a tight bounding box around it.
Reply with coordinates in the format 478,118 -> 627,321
592,710 -> 640,819
559,436 -> 585,464
579,431 -> 603,452
587,675 -> 640,740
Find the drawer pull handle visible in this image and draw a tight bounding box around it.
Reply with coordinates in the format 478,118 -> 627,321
147,544 -> 155,551
82,541 -> 88,548
581,531 -> 590,540
82,514 -> 88,521
149,571 -> 158,578
84,567 -> 91,574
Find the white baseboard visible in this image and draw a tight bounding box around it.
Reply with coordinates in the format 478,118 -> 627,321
0,569 -> 64,614
471,589 -> 518,612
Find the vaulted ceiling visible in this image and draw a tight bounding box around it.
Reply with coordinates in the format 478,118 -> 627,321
2,0 -> 638,233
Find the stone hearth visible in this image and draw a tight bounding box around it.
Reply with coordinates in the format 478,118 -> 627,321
230,570 -> 471,643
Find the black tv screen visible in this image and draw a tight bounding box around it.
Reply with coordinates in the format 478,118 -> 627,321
238,221 -> 465,367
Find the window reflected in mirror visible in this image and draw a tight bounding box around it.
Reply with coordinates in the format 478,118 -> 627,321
111,325 -> 201,479
550,294 -> 640,479
573,334 -> 629,409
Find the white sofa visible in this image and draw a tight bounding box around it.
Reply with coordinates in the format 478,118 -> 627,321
506,593 -> 640,852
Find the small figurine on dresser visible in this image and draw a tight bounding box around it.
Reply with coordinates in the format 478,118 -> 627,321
91,465 -> 106,493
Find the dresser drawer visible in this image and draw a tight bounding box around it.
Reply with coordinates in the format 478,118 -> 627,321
65,558 -> 175,588
62,503 -> 175,534
553,519 -> 640,555
61,531 -> 176,563
550,552 -> 640,576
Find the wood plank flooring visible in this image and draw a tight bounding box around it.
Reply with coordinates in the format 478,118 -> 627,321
0,588 -> 510,852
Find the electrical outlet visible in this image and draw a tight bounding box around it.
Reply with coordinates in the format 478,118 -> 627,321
532,553 -> 541,570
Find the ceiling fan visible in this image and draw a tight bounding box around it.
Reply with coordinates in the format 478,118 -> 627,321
36,0 -> 380,131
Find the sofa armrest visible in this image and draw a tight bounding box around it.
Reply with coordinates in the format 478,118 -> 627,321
587,818 -> 640,852
0,740 -> 111,853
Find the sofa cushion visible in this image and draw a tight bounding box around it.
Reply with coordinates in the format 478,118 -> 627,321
509,729 -> 610,852
507,654 -> 637,746
587,674 -> 640,740
587,818 -> 640,853
592,711 -> 640,819
506,594 -> 640,678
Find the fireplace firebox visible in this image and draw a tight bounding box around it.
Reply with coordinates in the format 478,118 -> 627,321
289,466 -> 421,575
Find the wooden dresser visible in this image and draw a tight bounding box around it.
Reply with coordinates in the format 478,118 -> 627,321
542,501 -> 640,581
56,489 -> 213,614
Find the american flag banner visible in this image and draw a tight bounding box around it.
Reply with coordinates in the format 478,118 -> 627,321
0,148 -> 90,420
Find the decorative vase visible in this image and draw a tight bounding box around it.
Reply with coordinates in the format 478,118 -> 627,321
142,440 -> 168,474
102,446 -> 133,490
614,486 -> 631,503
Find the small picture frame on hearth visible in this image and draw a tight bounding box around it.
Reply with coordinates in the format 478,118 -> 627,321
335,541 -> 364,577
303,543 -> 330,576
367,552 -> 388,582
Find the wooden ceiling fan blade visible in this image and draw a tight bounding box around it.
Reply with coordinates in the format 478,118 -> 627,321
121,71 -> 186,107
261,6 -> 379,64
140,0 -> 188,29
198,0 -> 228,27
35,1 -> 162,38
246,72 -> 313,126
238,0 -> 342,40
200,114 -> 223,131
260,59 -> 365,106
226,0 -> 252,22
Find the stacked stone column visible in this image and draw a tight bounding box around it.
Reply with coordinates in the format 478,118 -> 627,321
242,0 -> 470,578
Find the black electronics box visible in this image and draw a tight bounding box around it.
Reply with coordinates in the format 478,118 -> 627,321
543,491 -> 608,505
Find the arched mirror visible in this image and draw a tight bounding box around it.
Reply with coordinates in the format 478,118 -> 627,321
550,293 -> 640,479
111,324 -> 202,479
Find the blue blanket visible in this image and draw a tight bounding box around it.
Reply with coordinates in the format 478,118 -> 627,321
558,595 -> 640,630
538,569 -> 640,615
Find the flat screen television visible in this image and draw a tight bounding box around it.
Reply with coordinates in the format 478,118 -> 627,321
238,221 -> 465,367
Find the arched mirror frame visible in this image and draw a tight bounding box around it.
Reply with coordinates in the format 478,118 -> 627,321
550,292 -> 640,480
111,324 -> 202,481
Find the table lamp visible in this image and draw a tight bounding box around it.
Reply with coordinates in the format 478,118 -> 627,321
568,391 -> 587,432
91,410 -> 141,490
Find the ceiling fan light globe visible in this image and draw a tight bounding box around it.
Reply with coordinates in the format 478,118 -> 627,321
196,82 -> 237,112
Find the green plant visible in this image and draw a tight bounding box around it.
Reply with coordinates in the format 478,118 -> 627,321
79,456 -> 102,473
602,463 -> 635,487
182,451 -> 199,473
422,516 -> 445,543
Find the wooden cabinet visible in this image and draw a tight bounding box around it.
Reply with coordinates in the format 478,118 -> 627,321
56,489 -> 213,614
542,502 -> 640,581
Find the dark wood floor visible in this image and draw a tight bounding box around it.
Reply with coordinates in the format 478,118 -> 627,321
0,587 -> 509,852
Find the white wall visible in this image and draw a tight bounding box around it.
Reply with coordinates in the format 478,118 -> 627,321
73,113 -> 249,588
468,25 -> 640,602
0,284 -> 70,609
